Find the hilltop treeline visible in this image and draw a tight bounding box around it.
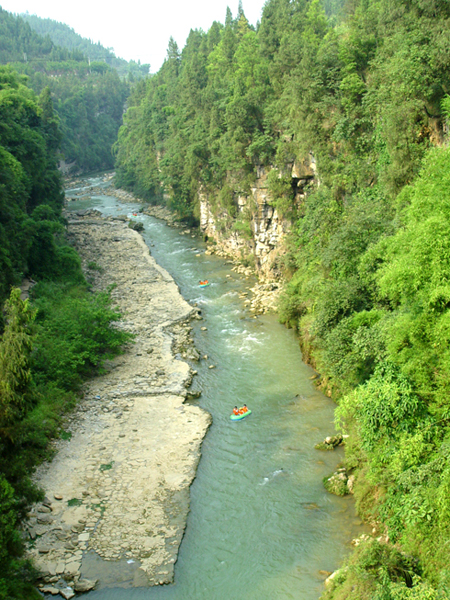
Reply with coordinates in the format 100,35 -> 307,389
114,0 -> 450,597
20,13 -> 128,70
20,13 -> 150,80
0,65 -> 130,598
0,7 -> 131,173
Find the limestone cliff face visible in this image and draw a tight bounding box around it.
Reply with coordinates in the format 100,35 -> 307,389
199,154 -> 316,280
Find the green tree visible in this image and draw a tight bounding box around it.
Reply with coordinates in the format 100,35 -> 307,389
0,289 -> 36,440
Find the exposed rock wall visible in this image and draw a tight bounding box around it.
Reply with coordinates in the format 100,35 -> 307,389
199,155 -> 316,281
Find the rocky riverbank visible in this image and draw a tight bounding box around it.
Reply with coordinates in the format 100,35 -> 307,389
26,212 -> 211,597
65,175 -> 282,315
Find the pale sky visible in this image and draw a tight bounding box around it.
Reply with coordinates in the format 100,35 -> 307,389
0,0 -> 267,72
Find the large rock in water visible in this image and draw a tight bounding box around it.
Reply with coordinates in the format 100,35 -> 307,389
128,220 -> 144,232
59,588 -> 75,600
74,578 -> 98,592
324,469 -> 349,496
315,433 -> 343,451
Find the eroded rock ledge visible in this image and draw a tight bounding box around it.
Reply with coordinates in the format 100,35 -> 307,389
27,214 -> 211,594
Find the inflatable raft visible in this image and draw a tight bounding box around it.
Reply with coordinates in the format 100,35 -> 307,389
199,282 -> 211,288
230,409 -> 252,421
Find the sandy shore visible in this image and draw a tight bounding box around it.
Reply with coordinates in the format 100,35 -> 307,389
26,214 -> 211,595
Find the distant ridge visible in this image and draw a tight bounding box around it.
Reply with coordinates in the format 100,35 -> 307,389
20,12 -> 149,77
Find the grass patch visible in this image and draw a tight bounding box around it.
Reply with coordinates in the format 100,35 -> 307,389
87,261 -> 104,272
67,498 -> 83,507
99,461 -> 114,472
89,502 -> 107,516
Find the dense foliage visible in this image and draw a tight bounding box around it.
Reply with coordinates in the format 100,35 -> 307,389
0,7 -> 131,173
114,0 -> 450,596
0,66 -> 131,598
0,66 -> 64,301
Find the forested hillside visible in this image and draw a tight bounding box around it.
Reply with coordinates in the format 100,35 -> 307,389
114,0 -> 450,597
0,7 -> 130,172
0,65 -> 130,598
20,13 -> 150,80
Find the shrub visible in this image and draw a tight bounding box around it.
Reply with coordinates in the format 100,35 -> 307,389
31,283 -> 132,390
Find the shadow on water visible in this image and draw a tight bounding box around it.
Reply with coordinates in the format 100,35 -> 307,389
64,187 -> 367,600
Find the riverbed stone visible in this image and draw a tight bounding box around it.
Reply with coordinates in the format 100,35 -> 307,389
40,586 -> 60,595
37,514 -> 53,524
64,561 -> 80,575
74,578 -> 98,592
59,588 -> 75,600
27,211 -> 211,589
56,561 -> 65,574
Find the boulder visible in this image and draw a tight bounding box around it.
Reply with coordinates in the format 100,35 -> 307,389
186,348 -> 200,361
59,588 -> 75,600
128,221 -> 144,232
37,514 -> 53,524
323,470 -> 349,496
40,586 -> 60,595
64,561 -> 80,576
315,434 -> 343,451
74,578 -> 98,592
325,570 -> 339,587
56,562 -> 65,575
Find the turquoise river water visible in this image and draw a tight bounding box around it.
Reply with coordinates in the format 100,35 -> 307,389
65,179 -> 364,600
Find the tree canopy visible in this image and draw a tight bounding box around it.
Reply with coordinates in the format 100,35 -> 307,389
0,8 -> 133,173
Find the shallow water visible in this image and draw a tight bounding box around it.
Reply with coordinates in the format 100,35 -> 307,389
66,186 -> 363,600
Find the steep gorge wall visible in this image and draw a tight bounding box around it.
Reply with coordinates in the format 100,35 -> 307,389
199,154 -> 317,282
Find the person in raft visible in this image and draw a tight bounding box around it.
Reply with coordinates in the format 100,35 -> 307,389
199,279 -> 209,285
233,406 -> 240,416
239,404 -> 249,414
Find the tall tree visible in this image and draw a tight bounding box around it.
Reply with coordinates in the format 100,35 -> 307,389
0,289 -> 36,441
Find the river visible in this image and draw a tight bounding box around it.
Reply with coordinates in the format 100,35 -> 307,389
65,178 -> 363,600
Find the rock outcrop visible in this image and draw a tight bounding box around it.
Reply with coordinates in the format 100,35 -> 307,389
199,155 -> 316,283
